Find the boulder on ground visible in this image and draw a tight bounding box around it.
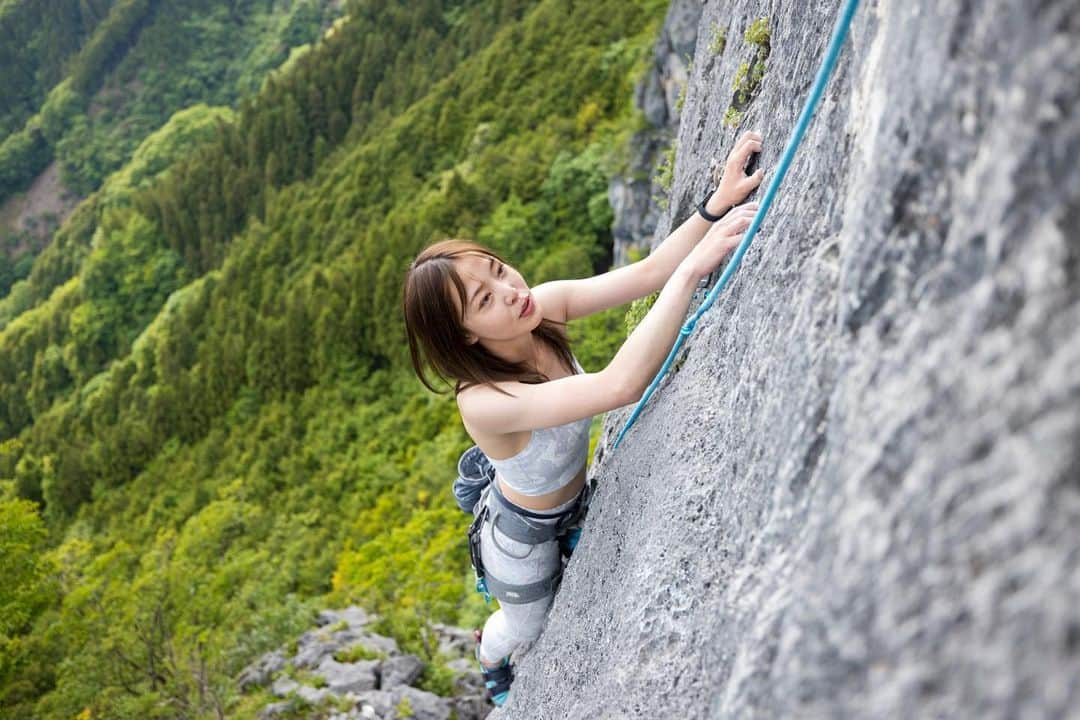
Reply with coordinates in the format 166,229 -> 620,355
270,676 -> 299,698
356,632 -> 399,656
353,689 -> 396,718
381,654 -> 424,689
446,657 -> 484,694
317,606 -> 373,629
430,622 -> 475,657
390,686 -> 453,720
258,700 -> 295,719
316,656 -> 380,694
238,648 -> 288,690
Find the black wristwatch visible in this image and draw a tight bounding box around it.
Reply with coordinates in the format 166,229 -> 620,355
696,189 -> 730,222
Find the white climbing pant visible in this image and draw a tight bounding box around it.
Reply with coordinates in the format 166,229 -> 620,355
477,490 -> 579,663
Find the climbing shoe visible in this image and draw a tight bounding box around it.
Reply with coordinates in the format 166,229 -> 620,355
480,658 -> 513,707
559,526 -> 582,558
475,642 -> 513,707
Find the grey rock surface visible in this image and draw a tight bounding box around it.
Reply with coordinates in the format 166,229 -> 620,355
295,684 -> 330,705
356,632 -> 399,657
610,0 -> 706,268
447,657 -> 485,695
354,689 -> 396,718
499,1 -> 1080,718
237,647 -> 288,689
608,131 -> 667,267
431,622 -> 476,656
452,694 -> 491,720
270,676 -> 299,698
293,629 -> 347,669
636,0 -> 703,128
258,700 -> 295,719
317,606 -> 373,629
380,654 -> 424,689
390,686 -> 452,720
316,656 -> 380,694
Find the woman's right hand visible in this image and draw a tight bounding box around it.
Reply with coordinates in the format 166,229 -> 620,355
686,201 -> 760,277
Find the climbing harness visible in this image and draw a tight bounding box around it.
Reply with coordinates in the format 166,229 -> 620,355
613,0 -> 862,450
456,445 -> 592,604
468,477 -> 591,604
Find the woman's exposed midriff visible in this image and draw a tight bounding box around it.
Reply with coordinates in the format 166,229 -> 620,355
496,464 -> 587,512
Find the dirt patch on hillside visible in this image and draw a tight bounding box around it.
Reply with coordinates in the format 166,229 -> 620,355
0,161 -> 83,250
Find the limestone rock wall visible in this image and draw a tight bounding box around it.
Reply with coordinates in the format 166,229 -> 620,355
499,1 -> 1080,717
609,0 -> 703,268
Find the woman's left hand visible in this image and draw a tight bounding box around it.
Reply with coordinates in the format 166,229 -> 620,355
706,131 -> 765,215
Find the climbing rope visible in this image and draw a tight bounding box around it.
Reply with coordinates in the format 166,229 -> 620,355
612,0 -> 862,450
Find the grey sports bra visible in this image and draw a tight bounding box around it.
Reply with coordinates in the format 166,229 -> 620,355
487,356 -> 592,497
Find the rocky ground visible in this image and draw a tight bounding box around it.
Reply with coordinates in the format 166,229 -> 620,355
238,607 -> 490,720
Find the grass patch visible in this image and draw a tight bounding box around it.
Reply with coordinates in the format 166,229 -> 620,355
396,695 -> 416,718
415,656 -> 459,697
653,141 -> 677,209
333,643 -> 386,663
745,16 -> 771,47
708,23 -> 727,55
724,16 -> 771,127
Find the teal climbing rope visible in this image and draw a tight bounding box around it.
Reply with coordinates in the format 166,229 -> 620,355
612,0 -> 862,451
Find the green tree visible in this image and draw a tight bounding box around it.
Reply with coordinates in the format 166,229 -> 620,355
0,499 -> 54,639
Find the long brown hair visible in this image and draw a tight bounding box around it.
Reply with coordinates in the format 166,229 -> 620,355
402,239 -> 576,396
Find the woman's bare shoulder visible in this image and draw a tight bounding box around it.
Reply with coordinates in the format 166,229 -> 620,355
457,386 -> 527,455
456,380 -> 515,419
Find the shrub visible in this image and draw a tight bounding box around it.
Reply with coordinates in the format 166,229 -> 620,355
625,292 -> 659,336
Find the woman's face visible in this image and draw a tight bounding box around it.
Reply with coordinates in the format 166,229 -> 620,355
452,253 -> 542,344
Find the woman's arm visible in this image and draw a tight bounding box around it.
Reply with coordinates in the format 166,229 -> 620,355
602,201 -> 758,402
458,203 -> 759,434
533,131 -> 763,322
640,131 -> 763,288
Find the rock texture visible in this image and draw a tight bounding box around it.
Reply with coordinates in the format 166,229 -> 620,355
499,1 -> 1080,718
609,0 -> 704,268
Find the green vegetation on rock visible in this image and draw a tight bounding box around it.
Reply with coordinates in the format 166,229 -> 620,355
724,16 -> 771,128
709,23 -> 728,55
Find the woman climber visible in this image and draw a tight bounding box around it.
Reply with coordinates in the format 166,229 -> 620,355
402,130 -> 764,707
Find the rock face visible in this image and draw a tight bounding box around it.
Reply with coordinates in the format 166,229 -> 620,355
609,0 -> 704,268
498,1 -> 1080,718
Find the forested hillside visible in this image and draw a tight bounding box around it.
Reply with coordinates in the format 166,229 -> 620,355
0,0 -> 342,309
0,0 -> 668,717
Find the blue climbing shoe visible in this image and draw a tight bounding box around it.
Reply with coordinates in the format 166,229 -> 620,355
559,526 -> 582,557
481,658 -> 513,707
475,643 -> 513,707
